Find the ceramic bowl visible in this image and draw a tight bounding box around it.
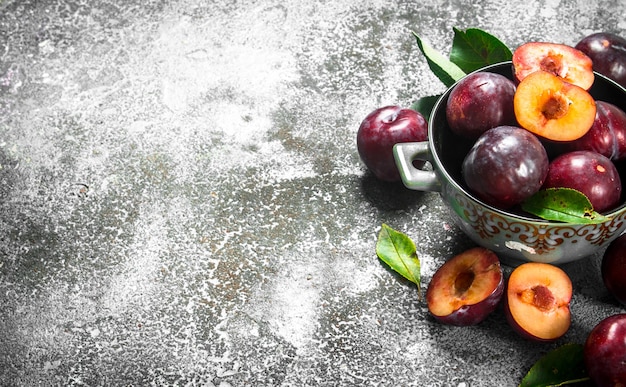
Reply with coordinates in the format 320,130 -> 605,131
393,61 -> 626,266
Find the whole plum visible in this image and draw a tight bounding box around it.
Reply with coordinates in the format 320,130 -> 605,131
564,101 -> 626,160
584,314 -> 626,387
602,234 -> 626,306
543,150 -> 622,213
446,72 -> 517,139
575,32 -> 626,88
462,126 -> 549,209
357,106 -> 428,182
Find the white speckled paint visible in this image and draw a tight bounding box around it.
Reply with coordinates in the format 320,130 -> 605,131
0,0 -> 625,385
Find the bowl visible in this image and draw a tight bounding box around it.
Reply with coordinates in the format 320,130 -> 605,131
393,61 -> 626,266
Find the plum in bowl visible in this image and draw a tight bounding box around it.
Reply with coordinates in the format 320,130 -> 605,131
393,61 -> 626,266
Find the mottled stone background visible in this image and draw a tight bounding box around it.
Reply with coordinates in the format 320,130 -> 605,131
1,0 -> 625,386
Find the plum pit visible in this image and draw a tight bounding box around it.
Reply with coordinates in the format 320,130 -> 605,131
539,53 -> 566,78
541,93 -> 569,120
519,285 -> 556,311
454,271 -> 475,295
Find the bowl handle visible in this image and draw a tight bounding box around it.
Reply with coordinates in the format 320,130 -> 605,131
393,142 -> 442,192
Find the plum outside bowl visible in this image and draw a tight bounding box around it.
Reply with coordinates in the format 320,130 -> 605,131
393,61 -> 626,266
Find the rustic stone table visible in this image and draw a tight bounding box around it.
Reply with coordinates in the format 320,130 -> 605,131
1,0 -> 625,385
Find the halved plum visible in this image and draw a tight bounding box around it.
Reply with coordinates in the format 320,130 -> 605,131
512,41 -> 595,90
426,247 -> 504,326
514,71 -> 596,142
505,262 -> 572,342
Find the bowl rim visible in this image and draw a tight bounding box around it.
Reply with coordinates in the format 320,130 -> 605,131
428,60 -> 626,226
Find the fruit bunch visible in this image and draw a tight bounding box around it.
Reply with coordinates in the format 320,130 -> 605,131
430,37 -> 626,387
425,247 -> 572,341
456,41 -> 626,214
424,238 -> 626,386
356,32 -> 626,218
365,29 -> 626,386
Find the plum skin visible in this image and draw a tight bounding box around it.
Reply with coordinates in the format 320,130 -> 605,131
575,32 -> 626,88
356,106 -> 427,182
564,101 -> 626,160
462,126 -> 549,209
543,150 -> 622,213
602,235 -> 626,306
584,313 -> 626,387
446,72 -> 517,139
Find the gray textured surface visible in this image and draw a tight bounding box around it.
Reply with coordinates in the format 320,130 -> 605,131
1,0 -> 625,386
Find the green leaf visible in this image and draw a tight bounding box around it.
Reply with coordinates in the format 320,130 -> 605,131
376,224 -> 421,296
521,188 -> 611,224
450,27 -> 513,73
410,94 -> 441,122
412,31 -> 466,87
519,343 -> 590,387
